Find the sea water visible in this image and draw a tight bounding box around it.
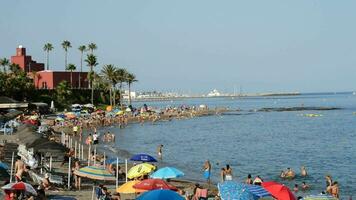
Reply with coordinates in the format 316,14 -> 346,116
100,93 -> 356,197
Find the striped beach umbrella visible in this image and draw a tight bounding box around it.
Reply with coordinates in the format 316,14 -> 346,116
150,167 -> 184,179
304,195 -> 337,200
73,166 -> 116,181
246,184 -> 271,198
2,181 -> 37,196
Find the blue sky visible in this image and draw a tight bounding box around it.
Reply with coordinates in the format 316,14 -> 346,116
1,0 -> 356,94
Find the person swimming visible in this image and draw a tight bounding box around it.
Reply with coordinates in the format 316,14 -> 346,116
301,166 -> 308,177
285,168 -> 296,179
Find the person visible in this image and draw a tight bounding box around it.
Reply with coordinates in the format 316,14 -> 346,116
253,176 -> 263,185
330,181 -> 339,199
157,144 -> 163,160
225,165 -> 233,181
203,160 -> 211,184
86,133 -> 93,145
100,187 -> 111,200
61,148 -> 74,167
73,160 -> 81,190
325,175 -> 333,194
294,184 -> 299,193
302,182 -> 310,191
301,166 -> 308,177
285,168 -> 295,179
220,168 -> 225,182
245,174 -> 253,184
73,125 -> 78,136
14,156 -> 25,182
93,132 -> 99,145
280,170 -> 286,179
42,174 -> 51,190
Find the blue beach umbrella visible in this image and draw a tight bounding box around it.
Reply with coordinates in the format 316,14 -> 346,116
246,184 -> 271,199
218,181 -> 254,200
150,167 -> 184,179
137,189 -> 184,200
0,161 -> 9,170
130,153 -> 157,162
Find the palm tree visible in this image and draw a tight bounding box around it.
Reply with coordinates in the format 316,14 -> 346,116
43,43 -> 54,70
85,54 -> 98,104
66,63 -> 76,88
78,45 -> 86,88
56,80 -> 72,104
101,64 -> 117,106
0,58 -> 10,73
88,43 -> 97,54
115,68 -> 128,106
125,72 -> 137,105
61,40 -> 72,69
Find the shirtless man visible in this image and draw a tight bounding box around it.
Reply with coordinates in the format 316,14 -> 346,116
157,144 -> 163,160
14,156 -> 25,182
285,168 -> 295,179
330,182 -> 339,199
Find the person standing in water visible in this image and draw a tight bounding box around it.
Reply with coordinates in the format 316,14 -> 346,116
301,166 -> 308,177
203,160 -> 211,184
157,144 -> 163,160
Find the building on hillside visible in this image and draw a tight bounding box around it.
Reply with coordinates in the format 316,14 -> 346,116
122,90 -> 136,100
10,46 -> 89,89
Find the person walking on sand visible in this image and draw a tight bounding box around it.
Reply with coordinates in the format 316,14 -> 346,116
203,160 -> 211,184
157,144 -> 163,160
93,132 -> 99,145
14,156 -> 25,182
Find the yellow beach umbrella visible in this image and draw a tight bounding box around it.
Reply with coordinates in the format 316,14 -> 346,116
127,163 -> 156,179
106,106 -> 113,112
116,180 -> 146,194
116,110 -> 124,115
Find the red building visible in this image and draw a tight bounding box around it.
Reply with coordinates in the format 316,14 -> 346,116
11,46 -> 89,89
11,46 -> 45,72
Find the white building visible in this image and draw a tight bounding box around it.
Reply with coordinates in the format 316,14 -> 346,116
207,89 -> 221,97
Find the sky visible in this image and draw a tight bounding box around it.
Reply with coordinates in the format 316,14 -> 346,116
1,0 -> 356,94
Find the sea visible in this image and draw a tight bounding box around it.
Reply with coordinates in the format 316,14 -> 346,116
97,92 -> 356,198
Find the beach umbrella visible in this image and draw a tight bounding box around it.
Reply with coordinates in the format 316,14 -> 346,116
246,184 -> 271,199
262,181 -> 296,200
58,113 -> 66,118
130,153 -> 157,162
137,189 -> 184,200
2,181 -> 37,196
116,180 -> 146,194
304,195 -> 337,200
150,167 -> 184,179
116,110 -> 124,115
0,161 -> 9,170
106,106 -> 113,112
218,181 -> 254,200
73,166 -> 116,181
127,163 -> 156,179
55,117 -> 64,121
133,179 -> 178,191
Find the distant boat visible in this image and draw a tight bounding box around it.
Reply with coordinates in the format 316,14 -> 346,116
353,91 -> 356,95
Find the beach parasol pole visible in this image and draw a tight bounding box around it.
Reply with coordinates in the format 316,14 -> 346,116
67,157 -> 71,189
125,159 -> 128,182
10,152 -> 14,183
91,186 -> 95,200
88,144 -> 91,166
78,142 -> 81,160
116,157 -> 119,188
74,140 -> 77,158
81,144 -> 84,160
94,146 -> 97,166
103,152 -> 106,166
40,154 -> 43,174
49,155 -> 52,171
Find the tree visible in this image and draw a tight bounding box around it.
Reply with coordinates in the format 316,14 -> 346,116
85,54 -> 98,104
0,58 -> 10,73
66,63 -> 76,88
88,43 -> 97,54
56,80 -> 72,105
78,45 -> 86,88
115,68 -> 128,106
125,72 -> 137,106
101,64 -> 117,106
43,43 -> 54,70
61,40 -> 72,69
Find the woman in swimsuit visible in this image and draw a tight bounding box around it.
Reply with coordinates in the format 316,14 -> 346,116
225,165 -> 233,181
203,160 -> 211,184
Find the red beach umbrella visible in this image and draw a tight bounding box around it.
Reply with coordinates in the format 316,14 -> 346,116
262,181 -> 296,200
1,182 -> 37,196
133,179 -> 178,191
